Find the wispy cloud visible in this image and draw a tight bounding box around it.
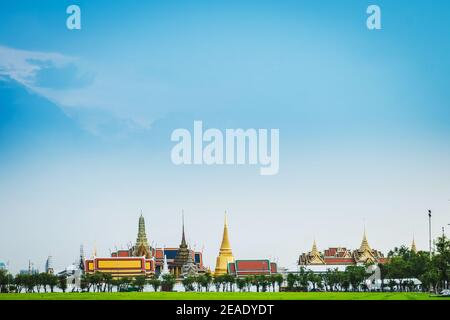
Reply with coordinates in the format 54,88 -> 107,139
0,46 -> 74,87
0,45 -> 165,137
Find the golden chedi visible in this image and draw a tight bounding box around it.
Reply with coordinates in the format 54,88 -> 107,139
214,213 -> 234,276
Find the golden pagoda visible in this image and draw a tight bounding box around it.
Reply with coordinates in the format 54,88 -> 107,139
214,212 -> 235,276
411,237 -> 417,253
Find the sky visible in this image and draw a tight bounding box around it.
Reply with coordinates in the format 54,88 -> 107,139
1,0 -> 450,273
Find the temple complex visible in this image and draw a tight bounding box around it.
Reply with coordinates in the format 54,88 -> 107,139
85,213 -> 205,279
214,213 -> 235,276
298,231 -> 388,268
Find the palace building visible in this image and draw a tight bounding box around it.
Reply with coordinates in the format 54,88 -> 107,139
85,213 -> 205,279
298,231 -> 389,269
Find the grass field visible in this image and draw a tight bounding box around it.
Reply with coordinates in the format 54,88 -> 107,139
0,292 -> 449,300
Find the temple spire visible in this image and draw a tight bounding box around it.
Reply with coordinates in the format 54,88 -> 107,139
181,210 -> 187,248
215,211 -> 235,275
220,211 -> 231,251
311,239 -> 319,255
359,229 -> 371,252
411,236 -> 417,253
133,213 -> 151,258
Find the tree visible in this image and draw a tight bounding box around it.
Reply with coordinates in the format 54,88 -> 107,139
274,274 -> 284,292
252,275 -> 261,292
133,275 -> 146,292
48,274 -> 58,293
257,275 -> 269,292
236,277 -> 246,292
14,274 -> 26,293
0,270 -> 14,293
345,266 -> 367,292
203,272 -> 213,292
102,273 -> 113,292
223,274 -> 235,292
244,276 -> 253,292
182,276 -> 195,292
195,274 -> 212,292
213,275 -> 222,292
161,273 -> 176,292
80,273 -> 91,292
286,273 -> 297,291
119,277 -> 132,292
307,271 -> 322,291
268,275 -> 277,292
58,275 -> 67,293
148,277 -> 161,292
433,236 -> 450,292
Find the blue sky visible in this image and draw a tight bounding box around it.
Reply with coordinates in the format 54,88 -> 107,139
1,1 -> 450,273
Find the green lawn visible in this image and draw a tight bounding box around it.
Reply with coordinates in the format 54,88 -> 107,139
0,292 -> 448,300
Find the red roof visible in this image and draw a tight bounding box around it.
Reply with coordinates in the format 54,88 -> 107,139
323,257 -> 355,265
228,260 -> 277,276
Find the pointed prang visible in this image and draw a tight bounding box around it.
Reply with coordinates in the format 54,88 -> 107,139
181,210 -> 187,247
220,211 -> 232,251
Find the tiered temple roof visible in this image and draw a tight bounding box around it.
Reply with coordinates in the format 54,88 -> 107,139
299,231 -> 387,266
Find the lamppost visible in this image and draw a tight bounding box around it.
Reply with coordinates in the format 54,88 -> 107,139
428,210 -> 432,260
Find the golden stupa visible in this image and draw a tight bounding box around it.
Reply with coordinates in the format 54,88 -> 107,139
214,212 -> 235,276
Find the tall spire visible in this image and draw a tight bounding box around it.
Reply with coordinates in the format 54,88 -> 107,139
215,211 -> 235,275
133,213 -> 151,258
311,239 -> 319,255
411,236 -> 417,253
359,229 -> 371,252
181,210 -> 187,247
220,211 -> 232,251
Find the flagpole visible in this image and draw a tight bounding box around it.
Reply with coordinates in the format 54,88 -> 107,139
428,210 -> 432,260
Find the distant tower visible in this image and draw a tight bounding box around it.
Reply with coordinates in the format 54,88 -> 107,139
174,212 -> 190,277
133,213 -> 152,258
45,256 -> 54,274
214,212 -> 235,276
411,237 -> 417,253
79,244 -> 85,271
